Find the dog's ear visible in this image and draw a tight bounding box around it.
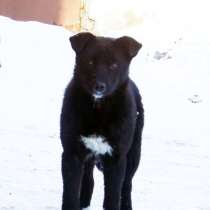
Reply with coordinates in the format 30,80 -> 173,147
69,32 -> 95,54
115,36 -> 142,59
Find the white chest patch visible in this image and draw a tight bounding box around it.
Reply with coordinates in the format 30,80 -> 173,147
81,135 -> 113,156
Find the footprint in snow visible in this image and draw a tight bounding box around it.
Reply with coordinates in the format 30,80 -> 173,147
153,51 -> 172,60
188,94 -> 202,104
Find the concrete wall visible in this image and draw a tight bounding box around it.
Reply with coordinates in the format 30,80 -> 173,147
0,0 -> 81,30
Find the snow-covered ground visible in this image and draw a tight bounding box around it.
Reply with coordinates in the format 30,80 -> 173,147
0,12 -> 210,210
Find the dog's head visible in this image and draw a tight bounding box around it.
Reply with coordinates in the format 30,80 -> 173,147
70,32 -> 142,99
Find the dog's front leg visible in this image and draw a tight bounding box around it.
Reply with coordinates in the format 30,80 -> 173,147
61,151 -> 83,210
103,155 -> 127,210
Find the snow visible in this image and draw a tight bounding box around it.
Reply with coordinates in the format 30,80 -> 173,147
0,11 -> 210,210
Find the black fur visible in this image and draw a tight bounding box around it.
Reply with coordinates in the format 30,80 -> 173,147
60,32 -> 144,210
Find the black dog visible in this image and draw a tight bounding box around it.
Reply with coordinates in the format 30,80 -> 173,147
60,32 -> 144,210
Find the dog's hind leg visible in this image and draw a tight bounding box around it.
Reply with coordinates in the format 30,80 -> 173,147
121,136 -> 141,210
121,81 -> 144,210
121,114 -> 143,210
80,159 -> 95,210
121,148 -> 140,210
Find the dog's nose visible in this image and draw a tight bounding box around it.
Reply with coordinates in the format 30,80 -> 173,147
94,82 -> 106,94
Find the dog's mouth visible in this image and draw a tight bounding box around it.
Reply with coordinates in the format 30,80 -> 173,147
93,92 -> 104,100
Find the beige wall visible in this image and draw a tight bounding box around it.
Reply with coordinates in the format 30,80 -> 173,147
0,0 -> 81,30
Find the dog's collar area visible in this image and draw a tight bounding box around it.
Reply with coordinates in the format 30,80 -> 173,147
92,94 -> 104,107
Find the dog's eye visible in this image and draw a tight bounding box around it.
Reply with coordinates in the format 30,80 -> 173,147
110,63 -> 118,70
88,60 -> 94,65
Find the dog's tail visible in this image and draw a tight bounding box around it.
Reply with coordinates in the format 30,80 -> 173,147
130,80 -> 144,125
128,80 -> 144,165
